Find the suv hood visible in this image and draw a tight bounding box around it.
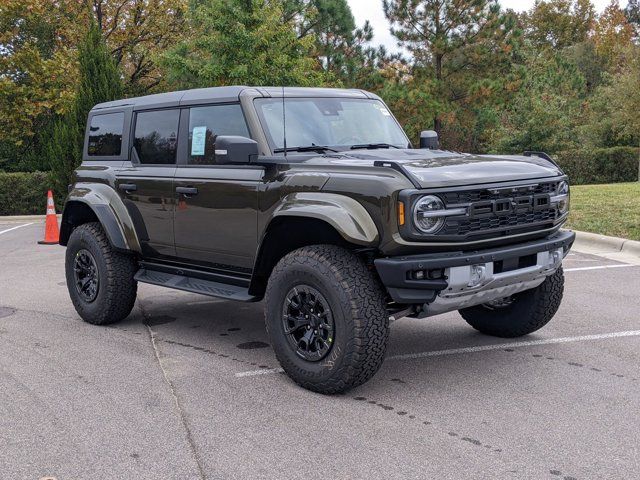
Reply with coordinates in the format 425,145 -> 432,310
307,149 -> 562,188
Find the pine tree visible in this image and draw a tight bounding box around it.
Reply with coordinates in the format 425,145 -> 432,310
161,0 -> 329,88
46,17 -> 123,196
383,0 -> 521,139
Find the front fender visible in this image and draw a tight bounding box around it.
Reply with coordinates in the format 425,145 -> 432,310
61,183 -> 141,253
273,192 -> 379,246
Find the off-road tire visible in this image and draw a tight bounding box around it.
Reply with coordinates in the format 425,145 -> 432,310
265,245 -> 389,394
459,268 -> 564,338
65,222 -> 137,325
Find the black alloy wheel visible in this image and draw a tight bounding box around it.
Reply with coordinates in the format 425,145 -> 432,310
282,285 -> 335,361
73,248 -> 99,302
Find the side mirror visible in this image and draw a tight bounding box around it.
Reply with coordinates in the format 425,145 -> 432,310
214,136 -> 259,164
419,130 -> 439,149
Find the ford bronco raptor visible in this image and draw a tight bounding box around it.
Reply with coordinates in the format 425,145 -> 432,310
60,86 -> 574,394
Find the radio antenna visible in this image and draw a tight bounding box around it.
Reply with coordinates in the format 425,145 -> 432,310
282,86 -> 287,159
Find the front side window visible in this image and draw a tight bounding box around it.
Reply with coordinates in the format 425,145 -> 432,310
88,112 -> 124,156
254,97 -> 409,152
134,110 -> 180,164
188,104 -> 250,165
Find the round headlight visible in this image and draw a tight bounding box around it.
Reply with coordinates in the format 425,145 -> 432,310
556,181 -> 570,214
557,181 -> 569,196
413,195 -> 445,233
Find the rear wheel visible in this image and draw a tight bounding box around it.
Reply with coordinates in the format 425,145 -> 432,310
459,268 -> 564,338
265,245 -> 389,394
65,222 -> 137,325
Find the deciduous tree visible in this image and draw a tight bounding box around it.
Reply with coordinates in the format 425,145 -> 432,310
521,0 -> 594,50
0,0 -> 77,149
90,0 -> 187,95
592,0 -> 635,69
580,45 -> 640,148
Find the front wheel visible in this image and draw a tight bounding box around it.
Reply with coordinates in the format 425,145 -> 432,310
265,245 -> 389,394
459,268 -> 564,338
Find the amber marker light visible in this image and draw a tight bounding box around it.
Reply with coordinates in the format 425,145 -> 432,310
398,201 -> 405,226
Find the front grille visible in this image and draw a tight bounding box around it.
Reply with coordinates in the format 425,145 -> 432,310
434,180 -> 561,238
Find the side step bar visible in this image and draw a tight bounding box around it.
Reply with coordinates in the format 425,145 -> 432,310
135,268 -> 257,302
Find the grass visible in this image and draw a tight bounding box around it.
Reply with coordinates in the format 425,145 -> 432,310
566,182 -> 640,241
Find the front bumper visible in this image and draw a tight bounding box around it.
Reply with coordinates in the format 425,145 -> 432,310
375,230 -> 575,316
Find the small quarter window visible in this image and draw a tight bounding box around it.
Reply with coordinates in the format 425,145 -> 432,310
88,112 -> 124,156
188,104 -> 249,165
134,110 -> 180,164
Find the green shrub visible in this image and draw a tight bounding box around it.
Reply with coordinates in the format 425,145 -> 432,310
0,172 -> 55,215
555,147 -> 639,185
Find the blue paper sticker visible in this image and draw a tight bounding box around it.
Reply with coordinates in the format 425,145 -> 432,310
191,126 -> 207,155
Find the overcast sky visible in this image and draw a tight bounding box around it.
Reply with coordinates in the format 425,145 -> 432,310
347,0 -> 629,53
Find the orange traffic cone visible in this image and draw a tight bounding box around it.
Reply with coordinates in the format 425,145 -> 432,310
38,190 -> 60,245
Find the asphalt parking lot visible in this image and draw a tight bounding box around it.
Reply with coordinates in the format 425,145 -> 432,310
1,221 -> 639,480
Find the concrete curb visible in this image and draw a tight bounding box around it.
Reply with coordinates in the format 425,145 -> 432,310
572,230 -> 640,265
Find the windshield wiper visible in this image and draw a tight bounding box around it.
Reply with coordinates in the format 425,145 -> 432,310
273,145 -> 338,153
350,143 -> 400,150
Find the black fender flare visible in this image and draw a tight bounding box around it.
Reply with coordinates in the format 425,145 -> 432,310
60,184 -> 141,253
271,192 -> 379,245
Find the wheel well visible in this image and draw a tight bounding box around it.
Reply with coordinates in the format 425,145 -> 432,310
249,217 -> 363,297
59,201 -> 99,246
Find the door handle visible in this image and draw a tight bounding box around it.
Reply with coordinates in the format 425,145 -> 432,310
176,186 -> 198,196
119,183 -> 137,192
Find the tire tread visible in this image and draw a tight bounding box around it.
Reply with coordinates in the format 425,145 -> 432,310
265,245 -> 389,394
66,222 -> 137,325
459,268 -> 564,338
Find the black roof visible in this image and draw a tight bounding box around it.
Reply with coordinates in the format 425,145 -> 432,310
92,86 -> 379,111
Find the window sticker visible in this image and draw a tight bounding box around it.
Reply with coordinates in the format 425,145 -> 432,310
191,126 -> 207,155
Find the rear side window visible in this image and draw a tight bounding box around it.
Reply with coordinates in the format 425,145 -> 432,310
134,109 -> 180,164
88,112 -> 124,156
188,104 -> 249,165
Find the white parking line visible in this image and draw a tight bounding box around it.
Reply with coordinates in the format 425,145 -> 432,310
0,223 -> 33,235
564,264 -> 636,272
236,368 -> 284,378
387,330 -> 640,361
234,330 -> 640,378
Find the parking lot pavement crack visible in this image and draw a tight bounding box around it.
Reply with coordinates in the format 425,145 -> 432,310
157,337 -> 277,371
139,301 -> 206,480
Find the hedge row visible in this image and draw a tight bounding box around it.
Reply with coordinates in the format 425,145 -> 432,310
0,171 -> 53,216
555,147 -> 640,185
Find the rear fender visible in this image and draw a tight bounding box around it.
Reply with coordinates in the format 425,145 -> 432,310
60,183 -> 141,253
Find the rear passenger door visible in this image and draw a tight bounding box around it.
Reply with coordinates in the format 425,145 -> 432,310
173,103 -> 262,273
116,109 -> 180,259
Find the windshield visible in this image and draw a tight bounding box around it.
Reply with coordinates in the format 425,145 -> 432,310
254,97 -> 409,153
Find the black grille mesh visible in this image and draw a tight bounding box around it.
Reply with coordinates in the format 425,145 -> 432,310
436,181 -> 559,237
442,209 -> 555,236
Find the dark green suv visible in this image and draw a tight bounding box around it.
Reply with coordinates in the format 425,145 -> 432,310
60,86 -> 574,393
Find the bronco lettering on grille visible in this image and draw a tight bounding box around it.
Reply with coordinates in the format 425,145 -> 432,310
468,194 -> 550,217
